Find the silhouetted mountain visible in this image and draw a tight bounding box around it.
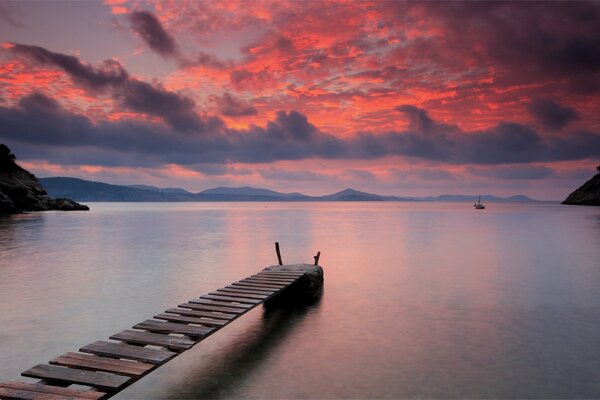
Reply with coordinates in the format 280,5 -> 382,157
422,194 -> 542,203
126,184 -> 191,194
40,177 -> 188,201
200,186 -> 310,200
319,188 -> 378,201
562,167 -> 600,206
39,176 -> 545,203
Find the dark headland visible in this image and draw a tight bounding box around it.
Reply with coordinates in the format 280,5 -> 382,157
0,144 -> 89,214
562,165 -> 600,206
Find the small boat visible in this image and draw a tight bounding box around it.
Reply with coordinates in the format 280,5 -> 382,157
474,195 -> 485,209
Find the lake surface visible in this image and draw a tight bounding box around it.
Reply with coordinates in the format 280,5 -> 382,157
1,202 -> 600,399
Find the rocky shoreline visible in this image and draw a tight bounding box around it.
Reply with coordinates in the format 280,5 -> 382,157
562,166 -> 600,206
0,144 -> 89,214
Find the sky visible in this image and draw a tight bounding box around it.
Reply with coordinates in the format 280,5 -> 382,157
1,1 -> 599,200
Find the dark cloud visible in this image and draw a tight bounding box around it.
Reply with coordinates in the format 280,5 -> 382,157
117,80 -> 205,132
9,43 -> 129,91
468,165 -> 555,180
2,95 -> 599,169
528,98 -> 579,130
127,10 -> 231,70
129,11 -> 177,57
216,93 -> 257,117
440,2 -> 600,92
7,43 -> 203,132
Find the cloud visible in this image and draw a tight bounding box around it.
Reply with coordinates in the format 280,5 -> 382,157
129,11 -> 178,57
216,93 -> 257,117
127,10 -> 231,70
6,42 -> 203,132
2,94 -> 600,169
8,43 -> 129,91
528,98 -> 579,130
468,165 -> 555,180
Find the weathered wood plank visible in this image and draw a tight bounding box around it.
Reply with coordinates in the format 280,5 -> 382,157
133,320 -> 214,338
0,381 -> 105,400
80,341 -> 176,365
213,290 -> 270,300
200,294 -> 261,305
165,307 -> 235,320
191,298 -> 255,308
243,276 -> 291,284
179,301 -> 247,314
257,272 -> 304,278
221,287 -> 275,295
231,282 -> 285,290
154,313 -> 228,327
0,386 -> 90,400
253,272 -> 298,279
50,352 -> 153,377
248,276 -> 296,283
224,285 -> 276,294
110,330 -> 195,352
237,279 -> 286,288
21,364 -> 130,392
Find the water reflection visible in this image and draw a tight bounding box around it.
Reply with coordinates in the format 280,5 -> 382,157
2,203 -> 600,399
167,296 -> 322,399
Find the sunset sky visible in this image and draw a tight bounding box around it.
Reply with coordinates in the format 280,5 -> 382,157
1,1 -> 599,199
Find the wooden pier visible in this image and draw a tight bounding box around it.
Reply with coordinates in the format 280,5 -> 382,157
0,266 -> 319,400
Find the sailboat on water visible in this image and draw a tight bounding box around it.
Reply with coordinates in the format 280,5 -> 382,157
474,195 -> 485,209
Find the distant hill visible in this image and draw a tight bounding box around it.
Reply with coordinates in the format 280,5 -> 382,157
126,184 -> 191,194
424,194 -> 542,203
200,186 -> 310,200
40,177 -> 186,201
562,167 -> 600,206
39,176 -> 546,203
319,188 -> 380,201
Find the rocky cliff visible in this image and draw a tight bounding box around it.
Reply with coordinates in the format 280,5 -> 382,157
562,166 -> 600,206
0,144 -> 89,214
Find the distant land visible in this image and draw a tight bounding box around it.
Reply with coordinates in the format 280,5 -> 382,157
562,165 -> 600,206
39,177 -> 551,203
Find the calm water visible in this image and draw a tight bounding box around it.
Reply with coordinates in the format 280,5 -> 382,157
1,202 -> 600,399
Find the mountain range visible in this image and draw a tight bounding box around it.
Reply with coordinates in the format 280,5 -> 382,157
39,177 -> 548,203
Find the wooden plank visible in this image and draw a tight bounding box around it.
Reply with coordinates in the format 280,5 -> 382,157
222,286 -> 275,295
191,298 -> 254,308
257,271 -> 304,278
0,381 -> 104,400
179,302 -> 246,314
110,330 -> 195,352
154,313 -> 228,327
231,282 -> 285,290
80,341 -> 176,365
237,279 -> 286,288
165,307 -> 235,320
134,320 -> 213,338
247,276 -> 296,283
0,386 -> 90,400
200,294 -> 261,305
243,276 -> 291,284
50,352 -> 153,377
248,272 -> 300,282
224,285 -> 276,294
21,364 -> 130,392
213,290 -> 270,300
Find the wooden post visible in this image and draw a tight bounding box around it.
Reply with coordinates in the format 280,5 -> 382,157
275,242 -> 283,265
313,251 -> 321,266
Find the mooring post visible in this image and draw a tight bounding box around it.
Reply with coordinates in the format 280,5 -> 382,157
275,242 -> 283,265
313,251 -> 321,265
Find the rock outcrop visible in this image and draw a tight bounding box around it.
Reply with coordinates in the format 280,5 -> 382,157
562,166 -> 600,206
0,144 -> 89,214
263,263 -> 324,307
